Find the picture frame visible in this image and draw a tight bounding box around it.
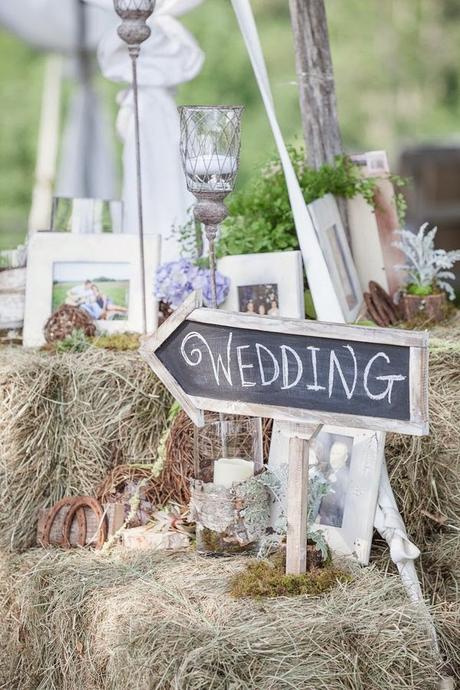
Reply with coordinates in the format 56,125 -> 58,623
347,150 -> 406,298
268,422 -> 384,564
217,250 -> 305,319
23,232 -> 160,347
306,194 -> 364,323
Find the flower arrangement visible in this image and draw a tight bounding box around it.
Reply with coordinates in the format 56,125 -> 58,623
393,223 -> 460,301
154,257 -> 230,309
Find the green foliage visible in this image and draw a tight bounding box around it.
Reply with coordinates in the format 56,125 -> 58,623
407,283 -> 434,297
230,558 -> 351,599
217,149 -> 379,257
53,329 -> 90,353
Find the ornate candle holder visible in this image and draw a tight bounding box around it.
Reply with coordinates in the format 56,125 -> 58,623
114,0 -> 156,333
178,105 -> 243,308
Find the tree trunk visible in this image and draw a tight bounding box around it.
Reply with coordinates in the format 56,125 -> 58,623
288,0 -> 342,168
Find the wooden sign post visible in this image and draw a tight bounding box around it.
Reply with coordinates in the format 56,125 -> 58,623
141,292 -> 429,574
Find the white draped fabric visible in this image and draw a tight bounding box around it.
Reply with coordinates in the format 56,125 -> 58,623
0,1 -> 108,52
86,0 -> 205,260
0,1 -> 117,201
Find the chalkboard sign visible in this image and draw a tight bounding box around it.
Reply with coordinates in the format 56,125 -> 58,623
141,292 -> 429,436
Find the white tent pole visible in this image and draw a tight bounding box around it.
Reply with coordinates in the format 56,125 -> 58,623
28,53 -> 63,236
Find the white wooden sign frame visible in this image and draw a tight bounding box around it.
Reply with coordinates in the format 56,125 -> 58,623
140,291 -> 429,437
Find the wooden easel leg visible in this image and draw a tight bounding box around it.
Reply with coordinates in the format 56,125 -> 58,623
284,422 -> 323,575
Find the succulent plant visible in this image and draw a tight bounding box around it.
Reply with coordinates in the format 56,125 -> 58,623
392,223 -> 460,300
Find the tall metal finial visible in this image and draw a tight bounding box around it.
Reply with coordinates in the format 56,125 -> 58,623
113,0 -> 156,332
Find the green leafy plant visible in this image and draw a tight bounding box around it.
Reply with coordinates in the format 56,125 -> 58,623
54,329 -> 90,353
216,148 -> 381,258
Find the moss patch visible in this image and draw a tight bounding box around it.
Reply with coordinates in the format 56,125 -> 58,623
229,559 -> 352,599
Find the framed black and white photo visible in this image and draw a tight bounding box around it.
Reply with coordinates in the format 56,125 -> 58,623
23,232 -> 160,347
217,250 -> 304,319
306,194 -> 364,323
268,423 -> 384,564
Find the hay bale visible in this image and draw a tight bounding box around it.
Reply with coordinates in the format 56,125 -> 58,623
0,348 -> 172,551
0,548 -> 453,690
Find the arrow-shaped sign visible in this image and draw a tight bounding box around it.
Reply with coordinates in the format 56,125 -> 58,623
141,291 -> 429,436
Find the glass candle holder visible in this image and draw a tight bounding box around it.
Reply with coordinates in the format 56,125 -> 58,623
51,197 -> 123,234
179,106 -> 243,195
190,416 -> 268,556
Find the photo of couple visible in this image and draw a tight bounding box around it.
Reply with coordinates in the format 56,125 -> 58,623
52,261 -> 130,321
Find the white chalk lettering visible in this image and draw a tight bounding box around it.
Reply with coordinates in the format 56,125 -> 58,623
280,345 -> 303,390
363,352 -> 406,404
328,345 -> 357,400
307,345 -> 326,391
255,343 -> 280,386
236,345 -> 256,387
180,331 -> 233,386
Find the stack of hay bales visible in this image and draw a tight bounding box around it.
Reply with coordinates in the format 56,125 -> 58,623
0,347 -> 172,551
1,316 -> 460,687
384,323 -> 460,602
0,549 -> 453,690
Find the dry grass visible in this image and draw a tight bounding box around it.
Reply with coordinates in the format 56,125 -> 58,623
0,547 -> 453,690
0,348 -> 172,551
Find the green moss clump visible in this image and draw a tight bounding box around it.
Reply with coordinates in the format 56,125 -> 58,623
90,332 -> 141,351
230,559 -> 352,599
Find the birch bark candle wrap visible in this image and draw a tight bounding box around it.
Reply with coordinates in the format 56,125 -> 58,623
189,476 -> 270,556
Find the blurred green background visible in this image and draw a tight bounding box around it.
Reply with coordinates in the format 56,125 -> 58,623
1,0 -> 460,250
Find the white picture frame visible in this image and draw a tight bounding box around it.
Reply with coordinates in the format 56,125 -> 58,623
23,232 -> 160,347
217,250 -> 304,319
268,423 -> 384,565
307,193 -> 364,323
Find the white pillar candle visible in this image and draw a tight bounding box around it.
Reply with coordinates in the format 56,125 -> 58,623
213,457 -> 254,488
185,154 -> 236,177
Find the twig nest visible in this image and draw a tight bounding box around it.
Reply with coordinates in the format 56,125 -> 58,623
44,304 -> 96,343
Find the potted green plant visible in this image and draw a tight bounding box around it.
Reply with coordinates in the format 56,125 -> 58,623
392,223 -> 460,322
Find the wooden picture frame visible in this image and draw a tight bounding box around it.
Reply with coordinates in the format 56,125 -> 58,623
23,232 -> 160,347
269,422 -> 384,564
217,250 -> 305,319
348,150 -> 406,298
307,193 -> 364,323
268,424 -> 385,565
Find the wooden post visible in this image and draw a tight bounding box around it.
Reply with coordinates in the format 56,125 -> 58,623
288,0 -> 350,239
284,422 -> 322,575
288,0 -> 342,169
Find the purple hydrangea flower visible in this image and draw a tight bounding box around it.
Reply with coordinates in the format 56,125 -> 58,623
154,258 -> 200,308
154,259 -> 230,309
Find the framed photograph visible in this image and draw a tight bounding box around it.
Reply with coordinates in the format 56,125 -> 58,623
23,233 -> 160,347
308,425 -> 384,564
268,423 -> 384,564
217,250 -> 305,319
307,194 -> 363,322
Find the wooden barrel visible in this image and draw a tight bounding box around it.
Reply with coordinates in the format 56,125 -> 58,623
0,267 -> 26,329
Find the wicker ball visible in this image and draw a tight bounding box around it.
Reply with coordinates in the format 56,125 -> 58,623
44,304 -> 96,343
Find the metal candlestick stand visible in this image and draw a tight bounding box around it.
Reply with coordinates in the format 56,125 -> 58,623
114,0 -> 155,334
179,105 -> 243,456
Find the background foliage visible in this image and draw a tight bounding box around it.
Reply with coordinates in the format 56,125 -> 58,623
2,0 -> 460,249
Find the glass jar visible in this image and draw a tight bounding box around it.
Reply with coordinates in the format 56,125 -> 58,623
190,416 -> 268,556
